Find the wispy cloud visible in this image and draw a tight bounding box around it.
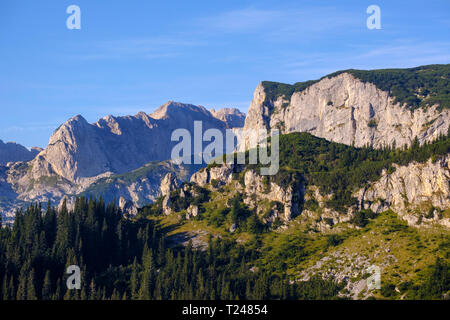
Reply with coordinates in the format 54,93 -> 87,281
199,8 -> 284,33
280,40 -> 450,81
70,36 -> 204,61
197,6 -> 360,38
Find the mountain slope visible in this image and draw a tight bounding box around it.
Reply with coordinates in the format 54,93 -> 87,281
156,131 -> 450,232
136,131 -> 450,299
0,140 -> 41,165
210,108 -> 246,128
0,102 -> 244,219
35,102 -> 236,183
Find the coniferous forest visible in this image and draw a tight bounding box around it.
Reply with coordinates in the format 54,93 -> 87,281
1,129 -> 449,300
0,199 -> 343,300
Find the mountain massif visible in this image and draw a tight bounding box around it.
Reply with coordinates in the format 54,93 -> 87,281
0,102 -> 245,221
0,64 -> 449,226
0,64 -> 449,301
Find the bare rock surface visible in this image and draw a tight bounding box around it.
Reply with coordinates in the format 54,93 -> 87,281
244,73 -> 449,148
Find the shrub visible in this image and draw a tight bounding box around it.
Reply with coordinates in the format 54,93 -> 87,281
351,209 -> 376,227
368,119 -> 377,128
326,234 -> 343,247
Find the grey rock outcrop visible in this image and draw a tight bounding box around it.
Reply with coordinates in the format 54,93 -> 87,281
186,204 -> 199,220
190,165 -> 235,187
160,172 -> 181,215
355,155 -> 450,227
190,165 -> 302,223
244,73 -> 449,148
119,197 -> 138,216
210,108 -> 246,128
242,170 -> 303,222
34,102 -> 230,183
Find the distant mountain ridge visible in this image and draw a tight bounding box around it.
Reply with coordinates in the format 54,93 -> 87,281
0,102 -> 245,220
1,64 -> 449,222
34,101 -> 243,182
0,140 -> 42,165
210,107 -> 246,128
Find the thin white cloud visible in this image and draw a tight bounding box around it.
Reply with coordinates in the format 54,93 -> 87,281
69,36 -> 204,61
199,8 -> 284,32
281,40 -> 450,81
198,6 -> 360,38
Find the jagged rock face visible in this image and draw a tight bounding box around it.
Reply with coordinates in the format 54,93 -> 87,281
355,155 -> 450,227
160,172 -> 181,215
0,159 -> 195,219
301,186 -> 354,232
190,165 -> 302,223
210,108 -> 246,128
80,160 -> 194,208
0,140 -> 41,165
243,170 -> 303,222
190,165 -> 235,187
186,204 -> 199,220
244,73 -> 450,148
1,101 -> 233,220
33,102 -> 242,183
119,197 -> 138,216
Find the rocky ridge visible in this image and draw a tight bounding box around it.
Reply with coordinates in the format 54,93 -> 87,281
0,140 -> 41,165
244,73 -> 449,148
0,102 -> 244,219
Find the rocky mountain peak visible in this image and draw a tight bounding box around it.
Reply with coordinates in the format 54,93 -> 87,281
210,107 -> 246,128
151,101 -> 209,120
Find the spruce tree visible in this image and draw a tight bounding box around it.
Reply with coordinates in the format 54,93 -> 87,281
42,270 -> 52,300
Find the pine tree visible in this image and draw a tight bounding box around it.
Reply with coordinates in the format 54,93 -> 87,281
89,279 -> 97,300
2,275 -> 8,300
42,270 -> 52,300
245,279 -> 252,300
139,250 -> 155,300
16,276 -> 26,300
130,257 -> 139,299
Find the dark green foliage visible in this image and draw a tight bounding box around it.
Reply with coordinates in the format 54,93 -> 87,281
140,197 -> 163,216
168,185 -> 210,212
261,80 -> 319,105
380,283 -> 396,298
262,64 -> 450,110
413,258 -> 450,299
351,210 -> 376,228
335,65 -> 450,110
0,200 -> 341,300
255,130 -> 449,212
227,194 -> 253,229
210,179 -> 220,188
206,207 -> 230,228
326,234 -> 344,247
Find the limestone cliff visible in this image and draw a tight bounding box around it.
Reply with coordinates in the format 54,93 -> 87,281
244,73 -> 449,148
355,155 -> 450,227
189,165 -> 303,224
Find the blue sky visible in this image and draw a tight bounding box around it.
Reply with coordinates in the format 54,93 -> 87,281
0,0 -> 449,148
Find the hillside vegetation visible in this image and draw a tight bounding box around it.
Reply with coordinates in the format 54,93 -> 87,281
248,129 -> 450,212
262,64 -> 450,110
